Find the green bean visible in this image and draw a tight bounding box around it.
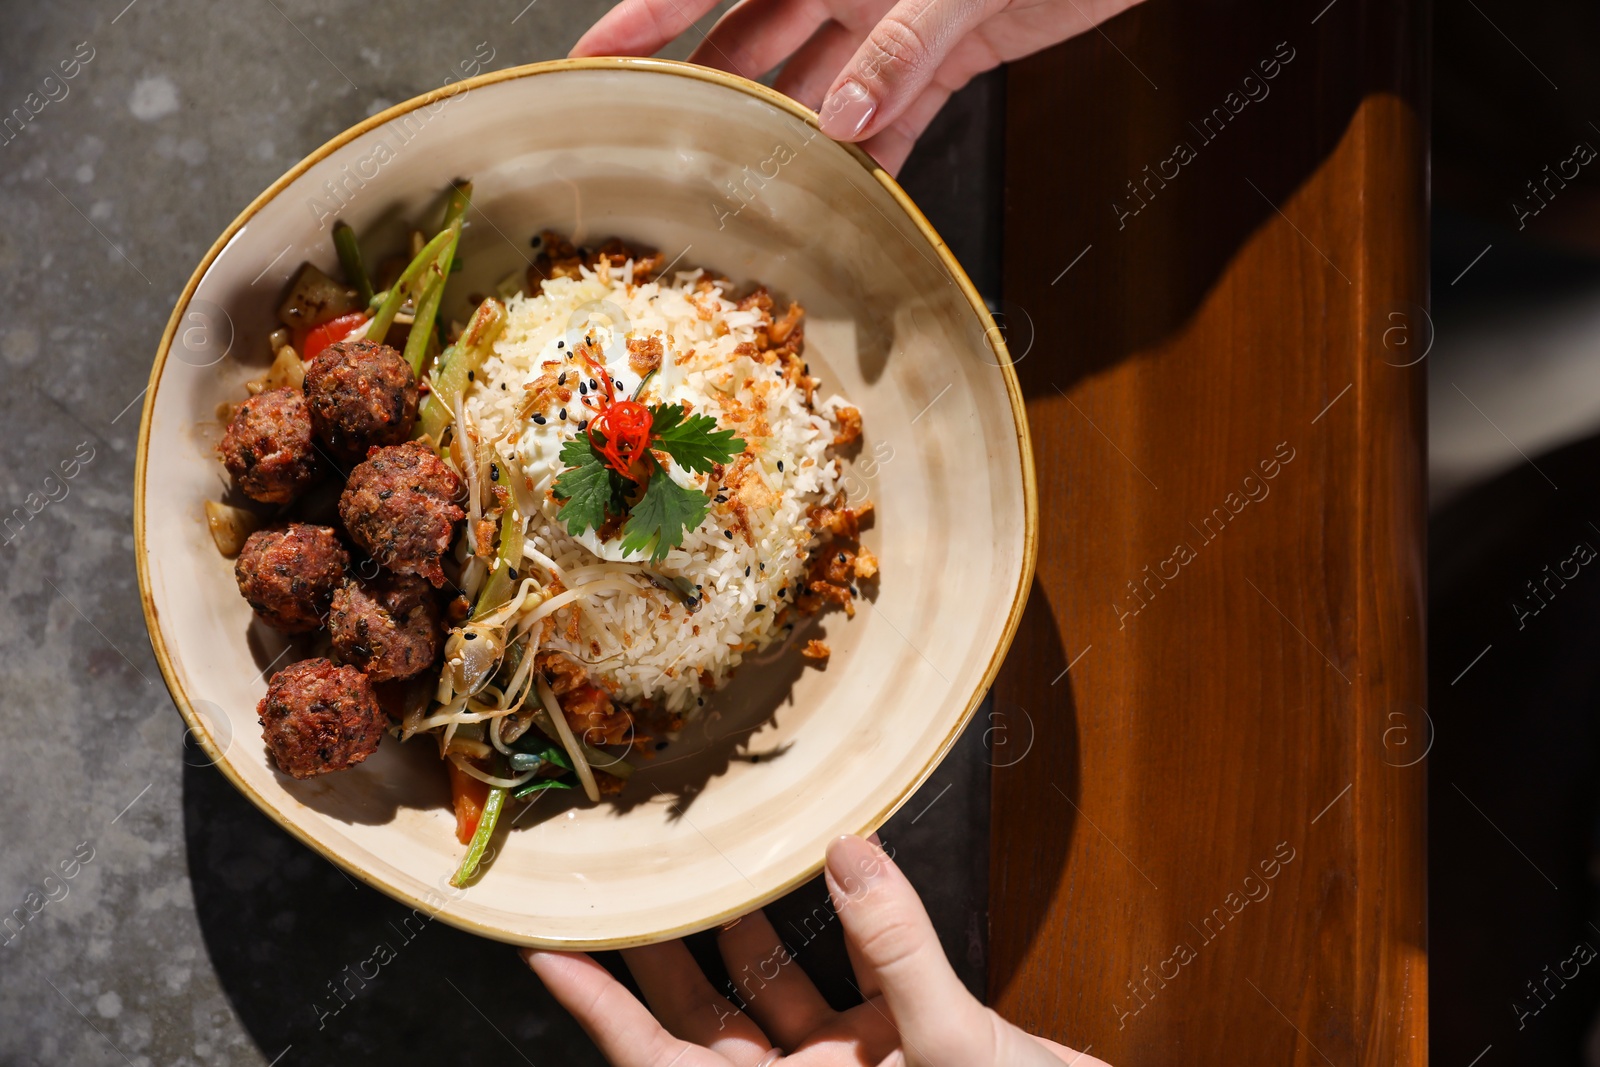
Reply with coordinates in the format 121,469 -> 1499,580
332,222 -> 373,307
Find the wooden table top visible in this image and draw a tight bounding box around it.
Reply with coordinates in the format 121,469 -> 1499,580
989,1 -> 1429,1063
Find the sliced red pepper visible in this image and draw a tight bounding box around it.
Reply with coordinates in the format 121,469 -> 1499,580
301,312 -> 370,361
448,760 -> 490,845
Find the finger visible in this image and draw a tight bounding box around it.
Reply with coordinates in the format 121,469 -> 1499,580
522,949 -> 709,1067
570,0 -> 724,58
837,832 -> 890,999
772,20 -> 866,109
825,834 -> 990,1058
717,911 -> 836,1048
1030,1031 -> 1115,1067
817,0 -> 1003,142
688,0 -> 831,81
622,939 -> 773,1063
857,80 -> 950,174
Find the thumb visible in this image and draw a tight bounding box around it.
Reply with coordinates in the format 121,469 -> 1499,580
825,834 -> 989,1061
817,0 -> 1000,142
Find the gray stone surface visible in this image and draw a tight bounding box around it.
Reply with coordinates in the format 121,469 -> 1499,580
0,2 -> 1001,1063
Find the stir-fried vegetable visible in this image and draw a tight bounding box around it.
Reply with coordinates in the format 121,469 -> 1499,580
332,221 -> 373,307
450,782 -> 506,887
277,262 -> 359,330
365,223 -> 461,346
448,759 -> 490,845
444,623 -> 506,697
301,311 -> 368,361
536,676 -> 600,802
204,501 -> 262,557
417,297 -> 507,443
400,183 -> 474,376
474,503 -> 526,619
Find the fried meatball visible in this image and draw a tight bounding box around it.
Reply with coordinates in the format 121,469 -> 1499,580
218,387 -> 319,503
257,658 -> 385,779
234,524 -> 349,632
303,339 -> 419,460
328,572 -> 442,681
338,442 -> 464,587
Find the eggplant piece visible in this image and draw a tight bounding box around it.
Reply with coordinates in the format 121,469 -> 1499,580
276,262 -> 359,330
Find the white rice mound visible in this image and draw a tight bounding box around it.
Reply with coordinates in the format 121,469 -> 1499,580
464,259 -> 853,715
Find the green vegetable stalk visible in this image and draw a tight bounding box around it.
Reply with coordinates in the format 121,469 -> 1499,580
450,784 -> 505,887
365,223 -> 460,345
473,501 -> 526,619
417,297 -> 507,443
399,182 -> 474,376
332,221 -> 373,307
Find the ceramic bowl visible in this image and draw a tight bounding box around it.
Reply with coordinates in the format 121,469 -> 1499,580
135,57 -> 1035,948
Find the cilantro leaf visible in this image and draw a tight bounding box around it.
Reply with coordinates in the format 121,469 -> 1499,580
620,465 -> 712,562
648,403 -> 745,474
551,435 -> 613,536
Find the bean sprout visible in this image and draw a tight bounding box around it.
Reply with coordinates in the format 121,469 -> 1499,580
447,752 -> 542,789
537,675 -> 599,802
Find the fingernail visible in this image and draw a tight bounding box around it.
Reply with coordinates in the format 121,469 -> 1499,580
520,948 -> 544,969
819,80 -> 875,140
825,833 -> 893,899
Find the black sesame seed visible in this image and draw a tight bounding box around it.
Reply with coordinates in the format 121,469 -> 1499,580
557,340 -> 565,349
500,383 -> 508,391
589,378 -> 599,391
467,371 -> 475,381
533,414 -> 546,425
758,562 -> 765,571
724,530 -> 733,539
558,372 -> 567,385
559,408 -> 567,420
776,460 -> 784,472
578,419 -> 588,431
696,583 -> 703,590
697,697 -> 705,706
837,553 -> 847,563
509,568 -> 518,581
754,604 -> 766,612
464,632 -> 478,641
778,588 -> 787,598
744,566 -> 751,576
579,382 -> 587,395
490,464 -> 499,482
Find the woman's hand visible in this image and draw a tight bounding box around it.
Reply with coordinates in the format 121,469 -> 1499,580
570,0 -> 1146,173
523,833 -> 1108,1066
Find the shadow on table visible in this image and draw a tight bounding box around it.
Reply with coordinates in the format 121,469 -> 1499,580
1006,0 -> 1424,401
183,708 -> 994,1065
985,580 -> 1080,1006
